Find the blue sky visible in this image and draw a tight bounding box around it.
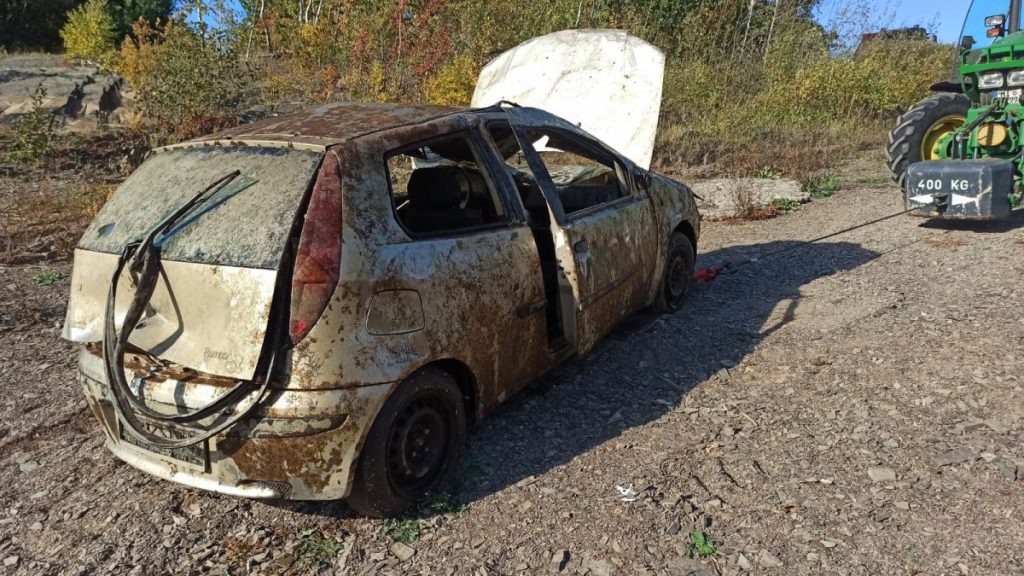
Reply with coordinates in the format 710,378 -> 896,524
814,0 -> 974,44
189,1 -> 976,45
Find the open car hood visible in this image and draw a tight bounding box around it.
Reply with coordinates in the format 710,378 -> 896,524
472,29 -> 665,170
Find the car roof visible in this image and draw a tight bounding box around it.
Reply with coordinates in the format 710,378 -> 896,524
189,102 -> 467,149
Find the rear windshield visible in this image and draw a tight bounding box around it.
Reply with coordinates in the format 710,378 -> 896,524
80,146 -> 322,269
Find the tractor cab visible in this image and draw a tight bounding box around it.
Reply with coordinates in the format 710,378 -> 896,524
888,0 -> 1024,220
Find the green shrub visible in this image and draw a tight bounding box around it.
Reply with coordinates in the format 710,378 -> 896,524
12,85 -> 58,163
119,18 -> 247,142
60,0 -> 117,68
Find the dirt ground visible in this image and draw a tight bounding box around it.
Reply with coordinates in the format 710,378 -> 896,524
2,136 -> 1024,576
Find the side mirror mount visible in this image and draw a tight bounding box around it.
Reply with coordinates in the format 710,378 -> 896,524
961,35 -> 976,50
634,170 -> 652,190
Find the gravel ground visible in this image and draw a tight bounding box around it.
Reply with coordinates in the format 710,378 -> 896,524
1,155 -> 1023,576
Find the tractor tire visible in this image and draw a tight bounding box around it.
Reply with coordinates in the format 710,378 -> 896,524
886,93 -> 970,188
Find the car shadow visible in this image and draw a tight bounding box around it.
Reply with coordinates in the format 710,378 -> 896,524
288,240 -> 880,520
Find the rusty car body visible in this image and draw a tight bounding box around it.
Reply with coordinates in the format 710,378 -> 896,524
62,101 -> 701,516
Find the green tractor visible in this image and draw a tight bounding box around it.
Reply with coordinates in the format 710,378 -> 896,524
887,0 -> 1024,219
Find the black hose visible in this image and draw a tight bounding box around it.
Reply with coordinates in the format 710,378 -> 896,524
102,171 -> 275,449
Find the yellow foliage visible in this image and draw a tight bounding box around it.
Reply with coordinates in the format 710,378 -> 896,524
423,56 -> 479,107
60,0 -> 117,68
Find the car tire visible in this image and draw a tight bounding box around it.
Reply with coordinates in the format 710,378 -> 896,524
347,367 -> 467,518
653,232 -> 695,314
886,93 -> 969,188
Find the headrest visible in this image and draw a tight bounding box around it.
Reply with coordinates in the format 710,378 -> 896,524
407,166 -> 486,210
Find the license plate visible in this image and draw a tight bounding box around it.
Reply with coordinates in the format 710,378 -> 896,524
119,420 -> 209,467
997,88 -> 1022,103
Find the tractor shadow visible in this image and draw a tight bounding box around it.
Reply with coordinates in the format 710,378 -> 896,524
917,208 -> 1024,233
289,239 -> 879,520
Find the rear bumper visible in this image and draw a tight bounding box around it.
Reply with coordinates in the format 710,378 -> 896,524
77,349 -> 392,500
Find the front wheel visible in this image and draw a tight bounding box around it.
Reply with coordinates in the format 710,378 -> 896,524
886,93 -> 970,188
653,232 -> 695,313
347,367 -> 467,518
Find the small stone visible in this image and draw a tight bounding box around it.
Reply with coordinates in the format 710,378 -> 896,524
992,458 -> 1018,480
29,521 -> 42,531
807,552 -> 820,562
985,420 -> 1012,434
819,540 -> 838,549
665,518 -> 681,535
736,553 -> 752,571
868,467 -> 897,483
933,448 -> 979,467
757,550 -> 783,568
549,550 -> 569,573
4,556 -> 19,567
587,559 -> 615,576
894,501 -> 910,510
981,452 -> 998,463
954,420 -> 986,435
18,461 -> 39,473
882,439 -> 900,449
390,542 -> 415,562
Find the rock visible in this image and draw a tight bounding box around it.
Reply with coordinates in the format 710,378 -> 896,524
992,458 -> 1018,480
18,460 -> 40,473
981,452 -> 998,463
933,448 -> 979,467
390,542 -> 416,562
985,420 -> 1012,434
882,439 -> 900,449
954,420 -> 986,435
586,559 -> 616,576
665,518 -> 681,535
3,556 -> 18,567
757,550 -> 783,568
29,521 -> 42,531
736,553 -> 753,571
549,550 -> 570,573
691,178 -> 807,219
868,467 -> 897,483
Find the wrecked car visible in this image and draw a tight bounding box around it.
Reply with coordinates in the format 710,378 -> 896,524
61,100 -> 700,517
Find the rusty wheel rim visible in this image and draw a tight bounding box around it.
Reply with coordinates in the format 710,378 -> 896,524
388,397 -> 450,495
666,252 -> 690,305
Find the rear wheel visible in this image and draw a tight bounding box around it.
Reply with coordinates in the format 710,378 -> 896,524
886,93 -> 969,188
653,232 -> 695,313
347,367 -> 466,518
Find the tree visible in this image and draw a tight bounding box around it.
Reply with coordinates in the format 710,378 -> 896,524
0,0 -> 85,51
110,0 -> 176,40
61,0 -> 118,65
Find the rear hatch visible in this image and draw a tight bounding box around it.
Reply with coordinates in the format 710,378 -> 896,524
63,145 -> 323,380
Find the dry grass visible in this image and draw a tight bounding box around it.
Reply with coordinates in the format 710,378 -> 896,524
926,237 -> 968,249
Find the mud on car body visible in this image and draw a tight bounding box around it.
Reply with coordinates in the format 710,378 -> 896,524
63,102 -> 701,517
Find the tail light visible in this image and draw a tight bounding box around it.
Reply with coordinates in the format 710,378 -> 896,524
290,154 -> 342,344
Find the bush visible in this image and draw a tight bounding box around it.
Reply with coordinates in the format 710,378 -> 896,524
12,85 -> 58,163
60,0 -> 117,67
423,55 -> 479,106
119,18 -> 248,142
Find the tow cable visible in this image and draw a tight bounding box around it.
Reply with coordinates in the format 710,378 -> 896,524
693,204 -> 924,282
103,171 -> 276,449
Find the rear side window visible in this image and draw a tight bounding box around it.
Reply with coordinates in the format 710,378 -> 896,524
386,133 -> 507,237
80,147 -> 322,269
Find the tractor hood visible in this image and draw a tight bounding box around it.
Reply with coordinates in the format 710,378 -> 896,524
472,29 -> 665,170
